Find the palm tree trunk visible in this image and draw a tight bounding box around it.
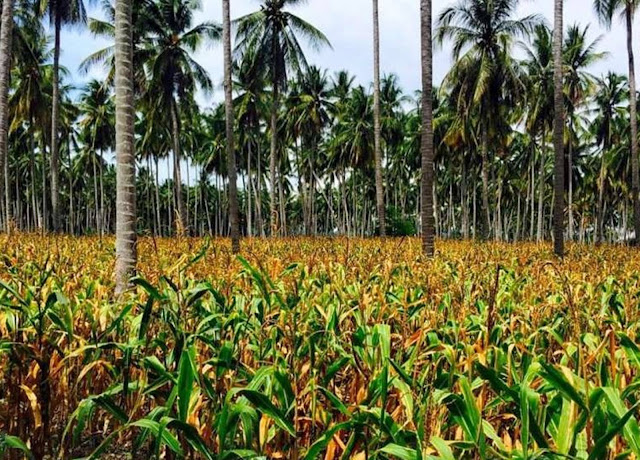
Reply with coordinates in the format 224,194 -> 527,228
481,123 -> 491,239
0,0 -> 14,232
170,97 -> 187,235
278,165 -> 287,236
461,159 -> 469,239
247,139 -> 253,237
420,0 -> 434,255
270,88 -> 279,237
223,0 -> 240,253
537,136 -> 545,242
372,0 -> 386,236
50,13 -> 61,232
114,0 -> 137,295
30,147 -> 38,231
433,176 -> 438,237
42,143 -> 47,231
68,137 -> 74,234
203,182 -> 212,235
597,148 -> 606,244
98,149 -> 105,236
568,116 -> 574,240
516,192 -> 521,241
553,0 -> 565,257
626,6 -> 640,245
256,143 -> 264,236
92,152 -> 99,233
154,156 -> 162,235
530,152 -> 535,239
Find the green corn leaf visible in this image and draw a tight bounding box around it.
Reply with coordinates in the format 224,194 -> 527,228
303,421 -> 353,460
131,276 -> 163,300
177,346 -> 196,423
588,402 -> 640,460
618,333 -> 640,371
0,433 -> 33,459
129,418 -> 183,455
431,436 -> 455,460
540,362 -> 587,411
379,443 -> 419,460
166,418 -> 215,460
235,389 -> 296,436
602,387 -> 640,457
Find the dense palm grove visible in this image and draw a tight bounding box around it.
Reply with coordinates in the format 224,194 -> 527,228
0,0 -> 636,243
8,0 -> 640,459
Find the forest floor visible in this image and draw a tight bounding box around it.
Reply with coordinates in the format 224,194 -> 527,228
1,234 -> 640,458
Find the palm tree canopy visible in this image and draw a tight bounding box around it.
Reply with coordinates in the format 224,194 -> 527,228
234,0 -> 332,92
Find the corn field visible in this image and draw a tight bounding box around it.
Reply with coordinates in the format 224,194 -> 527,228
1,235 -> 640,459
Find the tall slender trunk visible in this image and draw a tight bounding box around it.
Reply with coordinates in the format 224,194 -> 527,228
516,193 -> 521,241
269,87 -> 279,236
92,152 -> 100,233
626,6 -> 640,245
114,0 -> 137,295
537,134 -> 545,242
372,0 -> 386,236
480,124 -> 491,239
256,145 -> 264,236
0,0 -> 14,232
597,146 -> 607,244
529,150 -> 535,239
154,156 -> 161,235
223,0 -> 240,253
309,140 -> 319,235
170,97 -> 187,234
50,13 -> 61,232
14,160 -> 19,229
496,180 -> 503,241
2,136 -> 7,229
472,183 -> 477,238
68,136 -> 74,234
278,165 -> 287,236
420,0 -> 434,254
247,139 -> 253,237
567,115 -> 574,240
42,143 -> 47,231
461,159 -> 469,239
433,177 -> 438,237
204,182 -> 212,235
30,146 -> 38,231
553,0 -> 565,256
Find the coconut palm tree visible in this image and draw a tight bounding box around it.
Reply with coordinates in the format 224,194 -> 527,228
553,0 -> 565,256
142,0 -> 220,235
234,0 -> 331,236
0,0 -> 14,231
9,18 -> 56,231
114,0 -> 137,295
524,24 -> 554,242
223,0 -> 239,253
80,0 -> 155,91
436,0 -> 541,239
78,80 -> 115,235
287,66 -> 332,235
563,24 -> 604,239
39,0 -> 89,231
594,0 -> 640,244
233,54 -> 268,237
372,0 -> 385,235
421,0 -> 434,255
592,72 -> 628,241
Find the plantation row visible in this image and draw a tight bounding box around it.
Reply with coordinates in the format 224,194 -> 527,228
1,235 -> 640,458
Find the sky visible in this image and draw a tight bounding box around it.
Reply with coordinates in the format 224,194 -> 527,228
57,0 -> 638,108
